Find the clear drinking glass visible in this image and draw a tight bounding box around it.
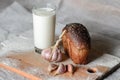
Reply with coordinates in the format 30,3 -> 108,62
32,3 -> 56,53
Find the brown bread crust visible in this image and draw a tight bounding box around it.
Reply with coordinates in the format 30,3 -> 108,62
62,23 -> 91,64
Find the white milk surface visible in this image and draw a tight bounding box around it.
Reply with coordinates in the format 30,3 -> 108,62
33,8 -> 56,49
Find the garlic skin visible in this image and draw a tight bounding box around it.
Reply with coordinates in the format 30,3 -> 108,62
47,63 -> 75,76
41,47 -> 63,62
55,49 -> 62,62
67,64 -> 74,74
41,48 -> 52,61
55,64 -> 67,75
48,64 -> 58,72
52,47 -> 63,62
51,47 -> 58,61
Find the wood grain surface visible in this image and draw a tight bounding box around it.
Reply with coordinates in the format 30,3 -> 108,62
0,51 -> 120,80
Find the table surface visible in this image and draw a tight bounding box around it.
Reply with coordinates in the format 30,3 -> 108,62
0,0 -> 120,80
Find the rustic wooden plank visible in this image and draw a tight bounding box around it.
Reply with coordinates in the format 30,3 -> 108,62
0,51 -> 120,80
0,66 -> 27,80
0,63 -> 41,80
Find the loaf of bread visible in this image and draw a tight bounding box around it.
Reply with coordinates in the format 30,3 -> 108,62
62,23 -> 91,64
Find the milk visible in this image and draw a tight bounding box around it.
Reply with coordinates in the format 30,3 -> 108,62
33,8 -> 56,50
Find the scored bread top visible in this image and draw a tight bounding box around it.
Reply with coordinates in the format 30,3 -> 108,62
62,23 -> 91,49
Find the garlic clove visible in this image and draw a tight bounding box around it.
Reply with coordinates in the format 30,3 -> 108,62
55,64 -> 66,75
41,48 -> 52,61
55,50 -> 62,62
51,48 -> 58,61
48,64 -> 58,72
67,64 -> 75,74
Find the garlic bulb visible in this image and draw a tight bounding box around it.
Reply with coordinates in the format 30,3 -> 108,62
41,47 -> 63,62
41,30 -> 66,62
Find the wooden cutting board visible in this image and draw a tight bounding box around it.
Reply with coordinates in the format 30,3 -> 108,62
0,51 -> 120,80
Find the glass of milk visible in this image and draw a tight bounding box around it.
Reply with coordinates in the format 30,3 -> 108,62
32,3 -> 56,53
